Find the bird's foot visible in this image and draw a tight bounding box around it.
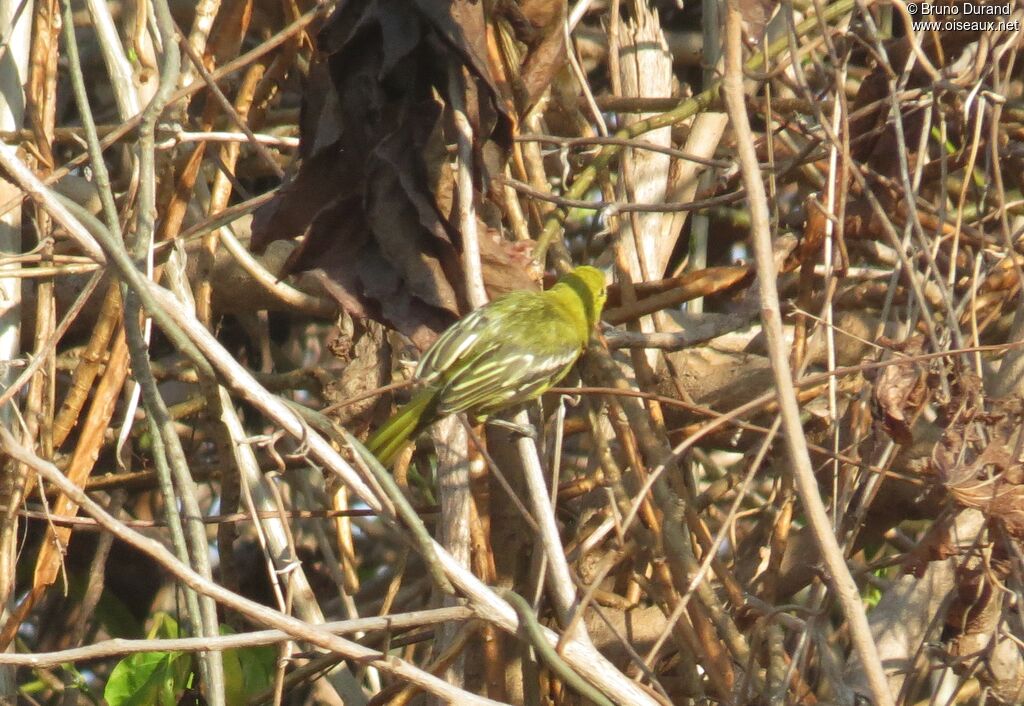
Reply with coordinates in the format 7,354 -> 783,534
485,418 -> 537,439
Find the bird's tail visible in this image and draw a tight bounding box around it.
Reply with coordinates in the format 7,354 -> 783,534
365,387 -> 438,466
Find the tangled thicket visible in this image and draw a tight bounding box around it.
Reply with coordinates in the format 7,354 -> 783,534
2,0 -> 1024,704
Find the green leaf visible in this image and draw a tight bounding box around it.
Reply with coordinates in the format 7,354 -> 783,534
104,613 -> 191,706
220,625 -> 276,705
93,587 -> 144,639
104,650 -> 189,706
146,612 -> 182,640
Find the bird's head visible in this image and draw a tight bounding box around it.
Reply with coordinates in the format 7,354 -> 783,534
558,265 -> 607,330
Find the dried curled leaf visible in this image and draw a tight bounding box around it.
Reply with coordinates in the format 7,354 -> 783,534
871,335 -> 927,445
929,378 -> 1024,541
251,0 -> 535,350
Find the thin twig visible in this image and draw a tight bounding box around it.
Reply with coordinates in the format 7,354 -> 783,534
721,4 -> 894,705
0,429 -> 503,706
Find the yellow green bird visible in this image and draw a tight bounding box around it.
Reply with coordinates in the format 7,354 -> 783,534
366,266 -> 607,465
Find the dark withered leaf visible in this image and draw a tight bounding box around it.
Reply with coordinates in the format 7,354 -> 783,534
738,0 -> 778,44
412,0 -> 499,100
872,335 -> 927,445
251,0 -> 529,349
849,31 -> 976,178
926,380 -> 1024,545
324,324 -> 390,428
518,3 -> 566,110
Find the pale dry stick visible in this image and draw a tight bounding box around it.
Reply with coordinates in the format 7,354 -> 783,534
156,129 -> 298,148
887,0 -> 943,82
426,412 -> 471,690
0,429 -> 500,706
0,7 -> 322,223
0,10 -> 39,695
141,255 -> 659,706
685,0 -> 724,297
604,327 -> 741,350
513,408 -> 593,647
176,36 -> 286,180
568,0 -> 596,29
670,109 -> 728,275
0,264 -> 98,278
217,226 -> 335,317
449,64 -> 486,309
439,60 -> 485,693
0,270 -> 102,409
221,393 -> 294,615
518,133 -> 730,167
818,60 -> 847,527
131,0 -> 228,696
82,0 -> 141,118
43,157 -> 657,705
177,0 -> 222,90
549,399 -> 567,506
855,3 -> 964,353
721,5 -> 894,706
642,416 -> 781,673
565,17 -> 609,137
0,252 -> 95,264
0,144 -> 105,262
949,92 -> 988,293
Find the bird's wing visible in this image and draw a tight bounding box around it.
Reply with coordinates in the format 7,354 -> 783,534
416,305 -> 495,383
436,336 -> 582,416
417,292 -> 584,417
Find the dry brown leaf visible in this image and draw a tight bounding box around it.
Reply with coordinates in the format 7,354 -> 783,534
251,0 -> 531,350
871,335 -> 927,445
